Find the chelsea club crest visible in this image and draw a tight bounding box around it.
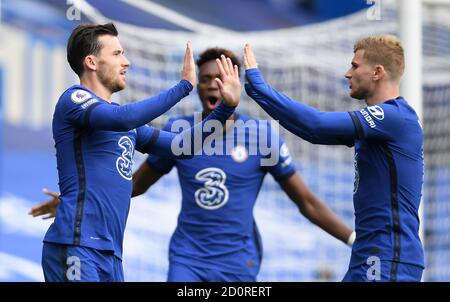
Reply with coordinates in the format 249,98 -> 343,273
230,145 -> 248,163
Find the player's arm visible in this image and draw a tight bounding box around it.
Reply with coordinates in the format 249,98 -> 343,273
137,101 -> 235,158
279,172 -> 355,246
243,44 -> 355,146
86,80 -> 192,131
132,161 -> 164,197
137,55 -> 240,158
84,42 -> 196,131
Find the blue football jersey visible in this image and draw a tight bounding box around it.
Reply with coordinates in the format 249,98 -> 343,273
348,98 -> 424,269
44,84 -> 185,259
146,113 -> 296,276
245,68 -> 424,274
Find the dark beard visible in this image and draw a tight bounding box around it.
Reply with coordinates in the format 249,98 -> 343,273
99,72 -> 124,94
97,62 -> 125,94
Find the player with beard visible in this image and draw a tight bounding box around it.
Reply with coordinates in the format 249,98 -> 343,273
40,24 -> 240,282
32,47 -> 354,282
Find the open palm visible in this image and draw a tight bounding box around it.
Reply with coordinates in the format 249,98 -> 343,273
215,55 -> 241,107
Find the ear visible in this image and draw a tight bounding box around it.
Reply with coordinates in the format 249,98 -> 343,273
84,55 -> 97,72
372,65 -> 385,81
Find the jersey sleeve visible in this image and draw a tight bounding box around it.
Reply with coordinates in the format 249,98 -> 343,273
261,124 -> 296,181
348,102 -> 403,141
245,68 -> 356,147
145,119 -> 176,174
88,80 -> 192,131
138,102 -> 235,162
61,80 -> 192,131
59,88 -> 102,127
135,124 -> 160,152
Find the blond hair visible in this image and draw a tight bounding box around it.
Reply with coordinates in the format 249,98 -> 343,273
354,35 -> 405,81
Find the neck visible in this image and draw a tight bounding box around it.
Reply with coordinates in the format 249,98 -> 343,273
80,75 -> 112,102
365,81 -> 400,106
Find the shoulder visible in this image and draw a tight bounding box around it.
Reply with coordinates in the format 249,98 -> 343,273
59,85 -> 94,103
59,86 -> 103,115
393,97 -> 420,118
372,97 -> 417,116
57,85 -> 99,110
359,99 -> 404,125
375,97 -> 420,123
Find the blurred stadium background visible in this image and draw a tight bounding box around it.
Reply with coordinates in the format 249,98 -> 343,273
0,0 -> 449,281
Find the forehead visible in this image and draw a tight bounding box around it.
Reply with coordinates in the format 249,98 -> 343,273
199,60 -> 220,76
98,35 -> 122,52
352,49 -> 366,63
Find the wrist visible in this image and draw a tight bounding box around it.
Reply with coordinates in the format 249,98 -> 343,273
217,101 -> 236,110
180,79 -> 194,91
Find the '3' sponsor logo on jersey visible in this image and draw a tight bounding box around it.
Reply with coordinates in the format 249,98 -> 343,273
116,136 -> 134,180
195,168 -> 229,210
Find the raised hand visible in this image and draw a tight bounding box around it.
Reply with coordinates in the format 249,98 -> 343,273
243,43 -> 258,70
215,55 -> 241,107
181,41 -> 197,86
28,188 -> 60,219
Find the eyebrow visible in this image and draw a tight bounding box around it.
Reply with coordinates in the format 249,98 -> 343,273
113,49 -> 124,54
200,73 -> 220,78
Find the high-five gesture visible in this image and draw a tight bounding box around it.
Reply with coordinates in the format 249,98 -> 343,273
182,41 -> 197,86
215,55 -> 241,107
243,43 -> 258,70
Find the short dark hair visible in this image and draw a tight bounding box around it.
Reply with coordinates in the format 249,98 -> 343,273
67,23 -> 118,77
196,47 -> 241,75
